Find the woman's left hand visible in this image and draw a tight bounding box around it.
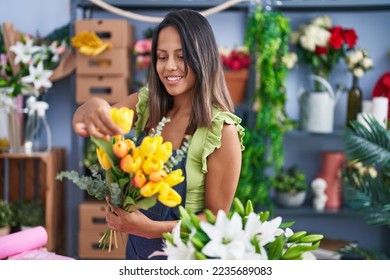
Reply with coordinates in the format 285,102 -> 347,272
106,206 -> 155,238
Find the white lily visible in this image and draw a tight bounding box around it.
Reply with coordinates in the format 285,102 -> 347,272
21,61 -> 53,93
10,39 -> 41,65
150,221 -> 196,260
200,211 -> 246,259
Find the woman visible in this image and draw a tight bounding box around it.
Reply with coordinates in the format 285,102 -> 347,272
72,9 -> 245,259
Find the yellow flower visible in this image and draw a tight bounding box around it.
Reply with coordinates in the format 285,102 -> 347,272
158,186 -> 182,207
125,139 -> 136,153
96,147 -> 111,170
120,154 -> 142,174
139,136 -> 163,158
71,31 -> 112,56
140,181 -> 168,197
132,170 -> 147,188
164,169 -> 185,187
154,142 -> 173,163
110,107 -> 134,135
142,155 -> 164,175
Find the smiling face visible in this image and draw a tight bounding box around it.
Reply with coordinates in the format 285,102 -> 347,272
156,26 -> 196,98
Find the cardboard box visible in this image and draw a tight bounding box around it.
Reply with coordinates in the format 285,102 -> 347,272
74,19 -> 134,48
75,48 -> 130,77
78,229 -> 127,259
76,75 -> 130,104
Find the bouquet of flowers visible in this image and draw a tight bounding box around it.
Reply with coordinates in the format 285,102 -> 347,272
345,48 -> 373,78
291,15 -> 358,82
154,198 -> 323,260
0,22 -> 72,98
57,107 -> 190,251
219,46 -> 250,71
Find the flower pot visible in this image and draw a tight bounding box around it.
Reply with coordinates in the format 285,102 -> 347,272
224,69 -> 249,105
275,191 -> 306,208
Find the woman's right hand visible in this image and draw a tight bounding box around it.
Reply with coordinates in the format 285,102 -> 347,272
72,97 -> 124,138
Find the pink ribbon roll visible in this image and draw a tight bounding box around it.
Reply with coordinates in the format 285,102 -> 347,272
0,226 -> 48,259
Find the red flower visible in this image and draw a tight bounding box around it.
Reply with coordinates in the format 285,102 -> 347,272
343,29 -> 358,48
329,27 -> 344,49
315,46 -> 328,55
219,46 -> 250,71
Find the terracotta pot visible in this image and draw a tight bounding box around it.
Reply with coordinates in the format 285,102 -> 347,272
318,151 -> 345,210
224,69 -> 249,105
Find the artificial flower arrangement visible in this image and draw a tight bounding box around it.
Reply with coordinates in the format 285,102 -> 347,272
153,198 -> 323,260
345,48 -> 374,78
57,106 -> 190,251
71,30 -> 112,57
290,15 -> 358,84
0,22 -> 72,98
219,46 -> 250,71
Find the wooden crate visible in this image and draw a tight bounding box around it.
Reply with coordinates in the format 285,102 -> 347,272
0,148 -> 66,255
76,75 -> 130,104
78,201 -> 127,259
74,19 -> 134,49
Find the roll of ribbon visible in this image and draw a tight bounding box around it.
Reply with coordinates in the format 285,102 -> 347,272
0,226 -> 48,259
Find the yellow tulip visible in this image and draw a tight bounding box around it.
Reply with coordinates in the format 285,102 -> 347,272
125,139 -> 136,152
139,136 -> 163,158
120,154 -> 142,174
96,147 -> 111,170
110,107 -> 134,135
142,155 -> 164,175
149,169 -> 168,183
154,142 -> 173,163
140,181 -> 168,197
158,187 -> 182,207
164,169 -> 185,187
132,170 -> 147,188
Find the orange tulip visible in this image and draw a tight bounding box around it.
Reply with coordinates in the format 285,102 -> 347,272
149,169 -> 168,183
120,154 -> 142,174
132,170 -> 147,188
112,140 -> 129,158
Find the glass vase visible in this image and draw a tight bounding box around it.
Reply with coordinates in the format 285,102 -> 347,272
346,76 -> 363,127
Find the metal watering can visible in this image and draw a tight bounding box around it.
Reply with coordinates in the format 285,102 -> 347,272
299,75 -> 344,133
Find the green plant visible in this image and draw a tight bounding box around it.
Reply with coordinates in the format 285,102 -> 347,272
235,6 -> 295,208
0,200 -> 14,228
341,115 -> 390,226
12,200 -> 45,227
271,166 -> 308,193
159,198 -> 323,260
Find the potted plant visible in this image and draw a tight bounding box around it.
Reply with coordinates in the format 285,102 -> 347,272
12,199 -> 45,230
0,200 -> 14,236
219,45 -> 250,105
271,166 -> 309,208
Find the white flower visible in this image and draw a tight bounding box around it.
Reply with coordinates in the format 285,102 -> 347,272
311,15 -> 332,28
21,61 -> 53,92
200,211 -> 246,259
362,57 -> 373,69
353,67 -> 365,78
10,39 -> 41,65
282,52 -> 298,69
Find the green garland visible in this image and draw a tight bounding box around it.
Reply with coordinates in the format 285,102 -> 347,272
235,6 -> 294,209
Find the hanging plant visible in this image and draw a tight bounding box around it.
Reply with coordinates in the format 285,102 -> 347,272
235,6 -> 295,209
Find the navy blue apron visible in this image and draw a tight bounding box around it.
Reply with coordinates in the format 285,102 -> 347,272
125,132 -> 187,260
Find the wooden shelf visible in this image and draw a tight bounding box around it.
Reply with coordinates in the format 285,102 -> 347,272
0,148 -> 67,255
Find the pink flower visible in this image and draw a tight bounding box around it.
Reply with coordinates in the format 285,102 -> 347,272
134,38 -> 152,55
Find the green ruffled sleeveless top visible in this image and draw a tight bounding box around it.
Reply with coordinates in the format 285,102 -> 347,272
134,87 -> 245,213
